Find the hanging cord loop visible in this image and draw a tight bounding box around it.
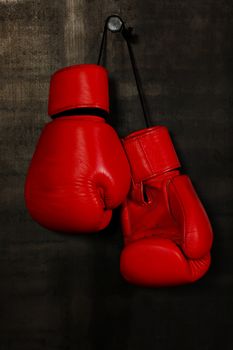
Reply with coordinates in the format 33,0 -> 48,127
97,18 -> 108,65
97,15 -> 151,128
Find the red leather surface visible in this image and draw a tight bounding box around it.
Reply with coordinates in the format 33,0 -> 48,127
121,126 -> 213,286
25,65 -> 130,233
48,64 -> 109,116
123,126 -> 180,182
25,116 -> 130,233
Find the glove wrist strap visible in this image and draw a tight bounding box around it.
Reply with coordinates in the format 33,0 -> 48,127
123,126 -> 181,183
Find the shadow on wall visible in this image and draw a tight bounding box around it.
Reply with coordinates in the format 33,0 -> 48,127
88,207 -> 134,350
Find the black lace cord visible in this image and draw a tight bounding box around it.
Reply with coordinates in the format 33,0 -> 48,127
122,27 -> 150,128
97,21 -> 108,65
97,17 -> 151,128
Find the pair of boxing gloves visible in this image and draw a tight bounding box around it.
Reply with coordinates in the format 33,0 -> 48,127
25,64 -> 213,286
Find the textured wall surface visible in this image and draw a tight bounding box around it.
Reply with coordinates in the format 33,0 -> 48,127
0,0 -> 232,349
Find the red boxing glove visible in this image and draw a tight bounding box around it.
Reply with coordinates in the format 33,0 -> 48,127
25,64 -> 130,233
120,126 -> 213,286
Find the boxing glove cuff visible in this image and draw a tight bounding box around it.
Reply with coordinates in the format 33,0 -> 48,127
123,126 -> 180,183
48,64 -> 109,116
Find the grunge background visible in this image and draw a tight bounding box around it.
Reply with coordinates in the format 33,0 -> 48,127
0,0 -> 232,349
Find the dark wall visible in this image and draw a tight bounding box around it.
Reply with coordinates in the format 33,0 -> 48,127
0,0 -> 232,349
